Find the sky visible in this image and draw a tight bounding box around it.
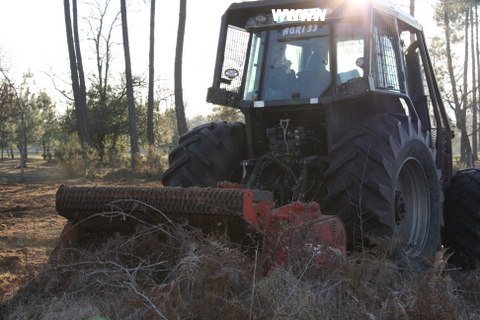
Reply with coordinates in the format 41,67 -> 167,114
0,0 -> 438,118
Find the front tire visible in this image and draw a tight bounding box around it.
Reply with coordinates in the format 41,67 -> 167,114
323,114 -> 442,268
161,121 -> 247,187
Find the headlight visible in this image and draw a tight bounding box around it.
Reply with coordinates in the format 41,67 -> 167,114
225,69 -> 239,79
356,57 -> 364,68
255,15 -> 268,23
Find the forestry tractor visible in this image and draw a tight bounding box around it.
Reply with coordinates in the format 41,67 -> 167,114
55,0 -> 480,269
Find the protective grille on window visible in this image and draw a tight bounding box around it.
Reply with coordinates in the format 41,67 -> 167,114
372,12 -> 400,91
220,25 -> 249,94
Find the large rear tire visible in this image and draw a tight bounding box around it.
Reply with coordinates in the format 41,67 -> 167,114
322,114 -> 442,268
443,168 -> 480,269
161,121 -> 247,187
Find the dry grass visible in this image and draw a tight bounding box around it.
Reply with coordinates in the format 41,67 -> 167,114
2,224 -> 255,319
2,217 -> 480,319
0,158 -> 64,184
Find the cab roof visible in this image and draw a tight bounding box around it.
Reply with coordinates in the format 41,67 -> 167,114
224,0 -> 422,31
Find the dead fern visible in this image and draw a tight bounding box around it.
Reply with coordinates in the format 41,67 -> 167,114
3,208 -> 480,319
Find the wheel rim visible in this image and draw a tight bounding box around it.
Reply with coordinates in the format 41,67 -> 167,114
394,157 -> 430,258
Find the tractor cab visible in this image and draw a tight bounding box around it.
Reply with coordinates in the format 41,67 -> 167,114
207,0 -> 387,107
207,0 -> 451,178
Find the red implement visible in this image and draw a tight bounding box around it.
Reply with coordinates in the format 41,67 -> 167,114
55,185 -> 346,268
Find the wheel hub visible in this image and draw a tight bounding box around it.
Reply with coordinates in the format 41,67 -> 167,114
394,158 -> 430,258
395,192 -> 407,225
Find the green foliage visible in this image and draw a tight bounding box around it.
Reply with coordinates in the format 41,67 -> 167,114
54,136 -> 99,178
84,145 -> 100,178
144,144 -> 162,176
131,151 -> 143,173
131,144 -> 164,177
107,143 -> 129,168
86,81 -> 130,162
0,72 -> 62,174
59,72 -> 183,160
156,107 -> 180,148
59,76 -> 147,163
54,139 -> 84,178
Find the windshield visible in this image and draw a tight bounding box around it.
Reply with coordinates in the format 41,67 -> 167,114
243,22 -> 364,102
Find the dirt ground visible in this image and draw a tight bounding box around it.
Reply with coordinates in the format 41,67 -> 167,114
0,157 -> 161,302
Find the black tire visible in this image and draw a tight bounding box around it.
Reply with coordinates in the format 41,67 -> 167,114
322,114 -> 442,268
443,168 -> 480,269
161,121 -> 247,187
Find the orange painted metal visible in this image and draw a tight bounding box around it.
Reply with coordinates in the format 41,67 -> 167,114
55,184 -> 346,270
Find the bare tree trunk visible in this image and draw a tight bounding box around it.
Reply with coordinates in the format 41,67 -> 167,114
444,5 -> 472,164
42,135 -> 46,159
174,0 -> 188,138
64,0 -> 90,146
89,0 -> 119,105
88,0 -> 120,161
120,0 -> 140,166
18,144 -> 25,182
92,2 -> 105,103
147,0 -> 156,146
23,115 -> 27,164
476,4 -> 480,158
471,3 -> 478,162
17,111 -> 27,181
72,0 -> 88,130
444,9 -> 461,119
462,10 -> 472,166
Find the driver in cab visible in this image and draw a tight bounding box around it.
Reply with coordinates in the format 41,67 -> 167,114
264,43 -> 296,100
